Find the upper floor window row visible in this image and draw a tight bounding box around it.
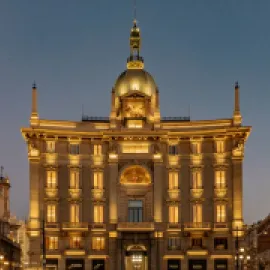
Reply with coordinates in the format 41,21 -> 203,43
69,144 -> 103,155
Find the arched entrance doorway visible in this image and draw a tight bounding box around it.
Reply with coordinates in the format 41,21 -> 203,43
125,245 -> 148,270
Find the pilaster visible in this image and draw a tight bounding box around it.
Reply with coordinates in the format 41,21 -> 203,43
108,157 -> 118,223
153,159 -> 163,223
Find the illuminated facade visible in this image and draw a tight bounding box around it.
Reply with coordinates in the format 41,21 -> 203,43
21,19 -> 251,270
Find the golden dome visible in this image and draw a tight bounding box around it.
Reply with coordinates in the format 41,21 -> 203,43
114,68 -> 157,97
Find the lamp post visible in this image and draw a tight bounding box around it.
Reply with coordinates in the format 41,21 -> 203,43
236,227 -> 240,270
0,254 -> 4,270
42,218 -> 46,270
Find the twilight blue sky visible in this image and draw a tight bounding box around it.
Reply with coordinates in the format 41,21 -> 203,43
0,1 -> 269,224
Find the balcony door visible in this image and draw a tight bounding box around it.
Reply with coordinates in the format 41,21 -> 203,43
128,200 -> 143,222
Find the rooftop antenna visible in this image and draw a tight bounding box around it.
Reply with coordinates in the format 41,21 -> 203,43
82,104 -> 85,120
0,166 -> 3,179
133,0 -> 137,22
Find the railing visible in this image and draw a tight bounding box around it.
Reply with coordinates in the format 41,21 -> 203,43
91,223 -> 106,230
62,222 -> 88,230
190,188 -> 204,199
162,117 -> 190,121
214,187 -> 227,198
91,188 -> 105,200
45,222 -> 60,229
214,222 -> 228,229
69,188 -> 82,199
117,222 -> 154,231
168,189 -> 180,200
127,55 -> 144,63
82,116 -> 110,122
167,223 -> 181,230
184,222 -> 211,230
45,187 -> 58,198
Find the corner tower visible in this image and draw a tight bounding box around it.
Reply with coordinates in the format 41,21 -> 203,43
110,20 -> 161,129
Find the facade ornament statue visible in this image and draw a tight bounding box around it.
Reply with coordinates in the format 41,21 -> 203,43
232,138 -> 245,157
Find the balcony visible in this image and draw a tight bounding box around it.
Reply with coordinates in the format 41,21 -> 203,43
191,154 -> 202,165
184,222 -> 211,231
214,188 -> 227,198
92,155 -> 104,166
69,188 -> 82,199
168,189 -> 180,200
214,223 -> 228,230
91,188 -> 104,200
190,188 -> 203,199
62,222 -> 88,231
168,156 -> 179,167
65,247 -> 85,256
91,223 -> 106,231
69,155 -> 80,166
45,153 -> 57,165
45,187 -> 58,198
117,222 -> 154,232
45,222 -> 60,230
167,223 -> 181,231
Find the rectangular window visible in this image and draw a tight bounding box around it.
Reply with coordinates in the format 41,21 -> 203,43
46,141 -> 55,153
192,204 -> 202,223
121,142 -> 149,154
70,144 -> 80,155
169,172 -> 178,189
126,120 -> 143,128
169,205 -> 178,223
168,237 -> 181,250
94,144 -> 102,155
94,205 -> 104,223
214,238 -> 228,250
70,170 -> 80,189
192,238 -> 203,247
215,171 -> 226,188
191,142 -> 201,154
216,141 -> 225,153
70,236 -> 81,249
168,145 -> 178,155
46,171 -> 57,188
216,204 -> 226,223
192,171 -> 202,189
46,236 -> 58,250
128,200 -> 143,222
94,172 -> 103,189
70,204 -> 80,223
47,204 -> 56,223
92,237 -> 105,250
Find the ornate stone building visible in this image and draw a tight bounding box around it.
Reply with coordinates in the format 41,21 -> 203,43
21,19 -> 251,270
0,169 -> 22,269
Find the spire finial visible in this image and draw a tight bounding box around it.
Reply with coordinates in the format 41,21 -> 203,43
30,81 -> 39,125
127,1 -> 144,70
233,81 -> 242,126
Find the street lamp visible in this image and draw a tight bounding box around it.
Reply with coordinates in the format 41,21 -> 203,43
0,255 -> 4,270
236,247 -> 251,270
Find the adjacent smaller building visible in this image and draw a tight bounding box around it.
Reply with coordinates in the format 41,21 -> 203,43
0,167 -> 22,269
245,215 -> 270,270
